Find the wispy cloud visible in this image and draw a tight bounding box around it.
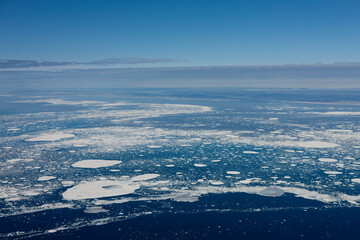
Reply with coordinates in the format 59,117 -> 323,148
0,58 -> 176,69
87,58 -> 175,65
0,60 -> 76,68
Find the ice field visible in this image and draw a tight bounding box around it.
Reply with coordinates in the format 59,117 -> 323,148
0,89 -> 360,238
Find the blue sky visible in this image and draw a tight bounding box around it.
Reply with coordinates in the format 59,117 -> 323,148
0,0 -> 359,88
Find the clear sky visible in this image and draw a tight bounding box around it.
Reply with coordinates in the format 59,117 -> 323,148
1,0 -> 360,65
0,0 -> 359,89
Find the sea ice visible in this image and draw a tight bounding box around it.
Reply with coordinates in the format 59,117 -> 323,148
318,158 -> 338,163
38,176 -> 57,181
172,195 -> 199,202
62,179 -> 140,200
237,179 -> 252,184
18,99 -> 105,106
84,206 -> 109,213
194,164 -> 207,167
61,181 -> 75,187
324,171 -> 342,175
316,111 -> 360,115
243,151 -> 259,154
258,187 -> 284,197
26,133 -> 75,142
7,128 -> 20,131
132,174 -> 160,181
351,178 -> 360,183
7,158 -> 34,163
209,181 -> 224,186
211,160 -> 221,162
289,141 -> 338,148
72,160 -> 122,168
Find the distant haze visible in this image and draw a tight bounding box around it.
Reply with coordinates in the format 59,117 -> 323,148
1,62 -> 359,90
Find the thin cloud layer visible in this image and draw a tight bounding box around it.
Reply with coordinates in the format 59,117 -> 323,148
0,58 -> 175,69
0,60 -> 76,68
0,62 -> 359,89
87,58 -> 175,65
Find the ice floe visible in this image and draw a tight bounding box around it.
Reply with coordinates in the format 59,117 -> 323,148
7,158 -> 34,163
61,181 -> 75,187
37,176 -> 57,181
194,164 -> 207,167
62,179 -> 140,200
243,151 -> 259,154
351,178 -> 360,183
318,158 -> 337,163
209,181 -> 224,186
132,174 -> 160,181
258,187 -> 284,197
324,171 -> 342,175
72,160 -> 122,168
172,195 -> 199,202
237,179 -> 252,184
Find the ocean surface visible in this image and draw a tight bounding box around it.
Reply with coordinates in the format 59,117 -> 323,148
1,88 -> 360,239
